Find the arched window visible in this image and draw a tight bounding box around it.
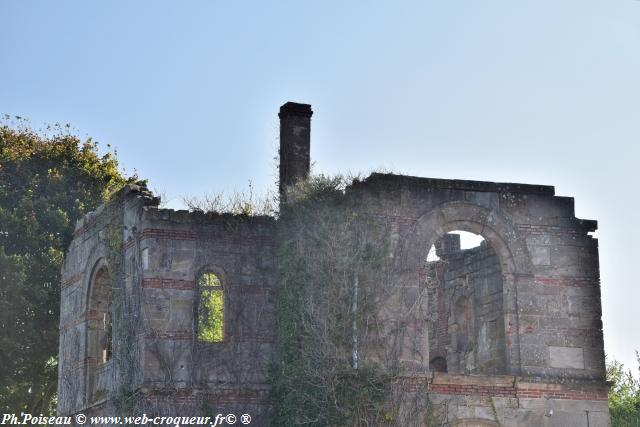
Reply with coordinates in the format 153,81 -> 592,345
88,266 -> 112,365
197,272 -> 224,343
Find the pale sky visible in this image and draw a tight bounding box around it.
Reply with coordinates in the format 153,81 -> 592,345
2,1 -> 639,372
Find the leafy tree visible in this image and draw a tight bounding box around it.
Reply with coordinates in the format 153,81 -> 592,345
608,352 -> 640,426
0,118 -> 137,414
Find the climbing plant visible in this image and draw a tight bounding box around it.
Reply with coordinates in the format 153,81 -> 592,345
271,174 -> 423,426
608,353 -> 640,426
106,203 -> 139,413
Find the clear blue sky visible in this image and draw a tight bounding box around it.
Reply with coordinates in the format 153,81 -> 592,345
2,1 -> 639,372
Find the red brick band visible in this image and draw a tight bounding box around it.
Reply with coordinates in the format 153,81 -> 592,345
144,332 -> 275,343
517,224 -> 581,236
140,228 -> 196,241
61,272 -> 83,289
73,218 -> 98,237
394,376 -> 608,401
429,383 -> 516,397
141,387 -> 269,405
142,278 -> 195,290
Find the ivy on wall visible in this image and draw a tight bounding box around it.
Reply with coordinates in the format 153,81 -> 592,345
270,175 -> 436,426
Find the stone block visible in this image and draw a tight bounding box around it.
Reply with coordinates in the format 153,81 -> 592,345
587,411 -> 612,427
520,344 -> 548,367
549,346 -> 584,369
502,409 -> 544,427
530,245 -> 551,266
548,410 -> 587,427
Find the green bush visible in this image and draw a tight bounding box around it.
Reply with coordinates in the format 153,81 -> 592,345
0,118 -> 137,414
608,352 -> 640,426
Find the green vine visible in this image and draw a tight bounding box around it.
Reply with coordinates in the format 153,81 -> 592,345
104,199 -> 138,413
270,175 -> 404,426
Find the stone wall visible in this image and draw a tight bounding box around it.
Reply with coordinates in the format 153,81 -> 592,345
345,173 -> 609,426
58,173 -> 610,425
58,184 -> 154,415
57,185 -> 275,422
58,102 -> 609,426
136,204 -> 275,419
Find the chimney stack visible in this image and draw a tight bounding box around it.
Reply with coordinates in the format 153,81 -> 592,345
279,102 -> 313,201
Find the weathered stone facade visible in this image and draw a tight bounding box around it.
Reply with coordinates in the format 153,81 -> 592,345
58,102 -> 610,426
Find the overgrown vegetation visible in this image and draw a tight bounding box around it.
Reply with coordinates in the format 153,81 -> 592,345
271,175 -> 390,425
270,175 -> 437,426
107,204 -> 140,413
608,352 -> 640,426
0,117 -> 137,414
183,181 -> 276,216
196,273 -> 224,343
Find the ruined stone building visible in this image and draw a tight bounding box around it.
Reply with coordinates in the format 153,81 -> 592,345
58,102 -> 610,426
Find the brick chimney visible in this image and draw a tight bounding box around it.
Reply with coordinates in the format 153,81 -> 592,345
279,102 -> 313,201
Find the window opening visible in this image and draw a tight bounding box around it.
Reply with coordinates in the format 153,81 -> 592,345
197,272 -> 224,343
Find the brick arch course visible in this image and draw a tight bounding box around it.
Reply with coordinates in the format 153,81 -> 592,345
402,201 -> 533,276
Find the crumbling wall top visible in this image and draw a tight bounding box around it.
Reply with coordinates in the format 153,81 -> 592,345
358,173 -> 556,195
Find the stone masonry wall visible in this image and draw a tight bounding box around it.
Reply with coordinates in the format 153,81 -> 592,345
58,184 -> 155,415
58,185 -> 276,424
136,205 -> 275,420
59,173 -> 609,426
346,173 -> 609,426
59,102 -> 609,425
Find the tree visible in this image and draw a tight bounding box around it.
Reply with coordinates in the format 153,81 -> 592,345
607,352 -> 640,426
0,118 -> 137,414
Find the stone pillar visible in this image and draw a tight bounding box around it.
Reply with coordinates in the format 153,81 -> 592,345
279,101 -> 313,202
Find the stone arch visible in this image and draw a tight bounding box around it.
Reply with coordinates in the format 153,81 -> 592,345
402,201 -> 533,375
402,201 -> 532,275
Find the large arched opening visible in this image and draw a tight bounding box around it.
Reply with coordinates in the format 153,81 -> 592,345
426,231 -> 506,374
402,202 -> 533,375
86,262 -> 113,400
